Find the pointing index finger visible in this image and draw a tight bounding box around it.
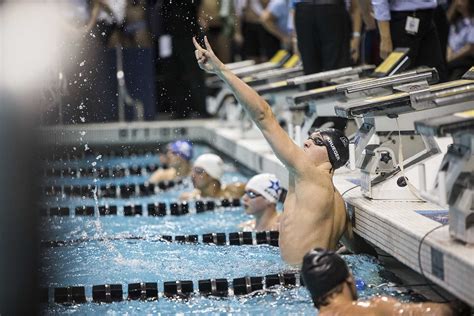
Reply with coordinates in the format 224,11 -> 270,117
192,37 -> 206,52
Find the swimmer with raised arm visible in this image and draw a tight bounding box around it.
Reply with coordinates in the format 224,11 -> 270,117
193,36 -> 350,265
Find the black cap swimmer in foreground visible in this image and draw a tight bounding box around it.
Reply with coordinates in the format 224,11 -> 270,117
193,36 -> 350,265
302,248 -> 465,315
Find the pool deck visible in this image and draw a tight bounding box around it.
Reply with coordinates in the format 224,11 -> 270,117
42,119 -> 474,306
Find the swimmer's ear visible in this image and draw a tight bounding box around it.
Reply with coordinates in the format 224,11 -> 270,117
346,275 -> 354,284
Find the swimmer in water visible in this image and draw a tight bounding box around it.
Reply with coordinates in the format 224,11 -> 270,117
193,36 -> 350,265
240,173 -> 282,232
149,140 -> 193,183
180,153 -> 245,200
301,248 -> 463,315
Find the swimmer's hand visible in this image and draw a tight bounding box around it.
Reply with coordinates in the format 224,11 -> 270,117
179,190 -> 201,201
239,220 -> 255,232
193,36 -> 225,74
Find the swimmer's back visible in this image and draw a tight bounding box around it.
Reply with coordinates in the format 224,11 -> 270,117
320,297 -> 454,316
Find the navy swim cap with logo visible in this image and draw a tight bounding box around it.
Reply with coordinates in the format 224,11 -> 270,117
317,129 -> 349,170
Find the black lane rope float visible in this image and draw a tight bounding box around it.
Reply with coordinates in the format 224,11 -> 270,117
40,270 -> 301,304
41,230 -> 279,248
43,179 -> 184,198
44,148 -> 161,163
44,163 -> 162,178
41,198 -> 242,217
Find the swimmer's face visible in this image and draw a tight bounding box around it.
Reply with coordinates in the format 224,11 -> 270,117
166,150 -> 185,168
242,189 -> 270,215
303,132 -> 330,166
191,166 -> 214,190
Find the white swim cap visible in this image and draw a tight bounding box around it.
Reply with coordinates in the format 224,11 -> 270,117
193,153 -> 224,180
245,173 -> 281,203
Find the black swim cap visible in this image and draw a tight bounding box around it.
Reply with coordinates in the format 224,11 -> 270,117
317,129 -> 349,170
301,248 -> 350,304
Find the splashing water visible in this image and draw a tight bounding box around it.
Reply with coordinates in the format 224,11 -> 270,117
89,168 -> 129,266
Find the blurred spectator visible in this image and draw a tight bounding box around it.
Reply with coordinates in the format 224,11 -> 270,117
199,0 -> 235,63
435,0 -> 450,65
446,0 -> 474,79
371,0 -> 447,81
234,0 -> 279,62
122,0 -> 152,48
357,0 -> 382,65
290,0 -> 352,131
157,0 -> 208,118
349,0 -> 363,64
84,0 -> 127,47
261,0 -> 292,52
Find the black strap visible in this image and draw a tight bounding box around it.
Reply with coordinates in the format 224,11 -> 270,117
296,0 -> 344,5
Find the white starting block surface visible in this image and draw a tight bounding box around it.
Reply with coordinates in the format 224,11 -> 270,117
41,119 -> 474,306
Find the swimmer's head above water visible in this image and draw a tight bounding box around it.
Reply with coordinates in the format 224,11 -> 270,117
241,173 -> 281,231
301,248 -> 357,308
166,140 -> 193,168
191,153 -> 224,189
305,128 -> 349,171
168,140 -> 193,161
245,173 -> 281,204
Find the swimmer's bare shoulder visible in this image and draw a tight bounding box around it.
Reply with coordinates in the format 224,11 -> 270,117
320,297 -> 454,316
149,168 -> 177,183
239,219 -> 255,231
222,182 -> 246,199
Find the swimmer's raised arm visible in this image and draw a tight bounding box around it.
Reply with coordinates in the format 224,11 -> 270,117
193,37 -> 306,174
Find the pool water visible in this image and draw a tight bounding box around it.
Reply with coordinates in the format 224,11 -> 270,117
40,144 -> 422,314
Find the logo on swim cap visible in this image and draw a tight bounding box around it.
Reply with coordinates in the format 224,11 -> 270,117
265,179 -> 281,200
318,129 -> 349,170
325,137 -> 340,161
246,174 -> 281,203
339,136 -> 349,148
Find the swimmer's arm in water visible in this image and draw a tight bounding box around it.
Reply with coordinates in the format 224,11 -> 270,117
148,168 -> 176,184
192,37 -> 307,174
179,189 -> 201,201
222,182 -> 246,199
368,297 -> 456,316
239,220 -> 255,231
